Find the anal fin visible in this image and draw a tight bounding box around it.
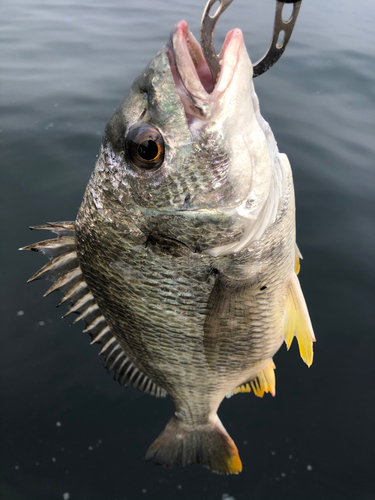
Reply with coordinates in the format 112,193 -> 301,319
283,273 -> 315,367
228,359 -> 276,398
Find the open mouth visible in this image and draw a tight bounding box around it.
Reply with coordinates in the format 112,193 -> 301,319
167,20 -> 244,122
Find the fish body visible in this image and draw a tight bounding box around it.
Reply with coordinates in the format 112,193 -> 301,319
23,20 -> 315,474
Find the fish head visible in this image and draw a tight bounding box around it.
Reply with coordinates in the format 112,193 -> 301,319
87,20 -> 286,255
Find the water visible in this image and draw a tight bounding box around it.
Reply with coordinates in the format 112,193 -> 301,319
1,0 -> 374,498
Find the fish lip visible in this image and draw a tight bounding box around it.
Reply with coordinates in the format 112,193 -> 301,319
167,20 -> 244,120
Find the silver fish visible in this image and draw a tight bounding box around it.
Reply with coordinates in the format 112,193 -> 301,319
22,20 -> 315,474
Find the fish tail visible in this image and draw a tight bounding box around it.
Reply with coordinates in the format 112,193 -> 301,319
145,415 -> 242,474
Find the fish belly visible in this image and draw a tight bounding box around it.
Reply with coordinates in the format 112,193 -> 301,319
75,182 -> 295,419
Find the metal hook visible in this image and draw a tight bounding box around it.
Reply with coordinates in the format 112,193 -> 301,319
200,0 -> 302,81
253,1 -> 302,77
200,0 -> 234,84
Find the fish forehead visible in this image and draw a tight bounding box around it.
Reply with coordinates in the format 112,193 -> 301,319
103,48 -> 191,164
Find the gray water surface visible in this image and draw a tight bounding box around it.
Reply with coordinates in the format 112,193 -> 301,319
1,0 -> 375,499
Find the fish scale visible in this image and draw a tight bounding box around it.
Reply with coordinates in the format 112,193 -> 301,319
75,147 -> 293,397
23,20 -> 314,475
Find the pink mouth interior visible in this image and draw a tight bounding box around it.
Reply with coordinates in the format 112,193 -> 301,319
185,30 -> 214,93
168,20 -> 240,96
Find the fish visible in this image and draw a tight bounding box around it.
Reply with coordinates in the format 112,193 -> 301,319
22,19 -> 315,475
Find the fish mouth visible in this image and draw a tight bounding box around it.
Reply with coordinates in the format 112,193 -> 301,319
167,20 -> 244,125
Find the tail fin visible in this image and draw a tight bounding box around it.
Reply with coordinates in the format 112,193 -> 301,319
145,415 -> 242,474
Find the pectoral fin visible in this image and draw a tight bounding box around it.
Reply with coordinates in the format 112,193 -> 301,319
283,273 -> 315,367
203,271 -> 255,368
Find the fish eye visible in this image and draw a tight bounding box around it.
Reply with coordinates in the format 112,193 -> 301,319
126,124 -> 164,171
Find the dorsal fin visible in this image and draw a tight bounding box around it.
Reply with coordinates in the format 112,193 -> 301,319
20,221 -> 167,398
283,273 -> 315,367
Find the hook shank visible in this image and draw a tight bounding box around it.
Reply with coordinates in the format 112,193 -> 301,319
200,0 -> 302,81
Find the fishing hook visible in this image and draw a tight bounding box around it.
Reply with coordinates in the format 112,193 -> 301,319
200,0 -> 302,82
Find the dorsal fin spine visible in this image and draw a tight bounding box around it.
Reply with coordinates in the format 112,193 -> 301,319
23,221 -> 167,398
84,316 -> 106,334
99,337 -> 116,355
43,267 -> 82,297
107,351 -> 124,373
57,280 -> 88,306
71,303 -> 99,324
63,292 -> 94,317
90,325 -> 110,344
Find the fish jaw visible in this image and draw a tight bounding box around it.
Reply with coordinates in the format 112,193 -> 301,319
166,20 -> 246,128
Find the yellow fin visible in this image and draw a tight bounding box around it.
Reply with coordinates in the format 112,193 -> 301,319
234,360 -> 276,398
234,383 -> 251,395
283,273 -> 315,367
226,448 -> 243,474
295,254 -> 300,275
262,360 -> 276,396
220,435 -> 243,474
295,243 -> 302,275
